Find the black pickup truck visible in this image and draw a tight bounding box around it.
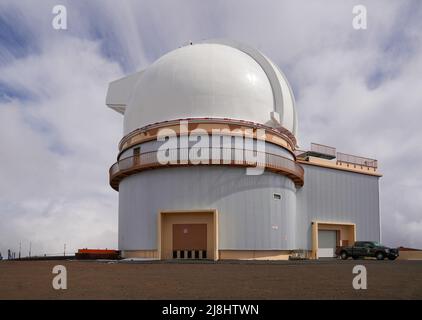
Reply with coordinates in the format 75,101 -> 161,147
336,241 -> 399,260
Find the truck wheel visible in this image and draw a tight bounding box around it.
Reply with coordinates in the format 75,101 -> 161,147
376,252 -> 385,260
388,256 -> 397,261
340,251 -> 348,260
352,256 -> 359,260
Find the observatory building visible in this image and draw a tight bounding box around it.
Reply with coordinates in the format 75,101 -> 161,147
106,40 -> 381,260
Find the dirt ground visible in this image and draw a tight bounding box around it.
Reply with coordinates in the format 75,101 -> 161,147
0,259 -> 421,299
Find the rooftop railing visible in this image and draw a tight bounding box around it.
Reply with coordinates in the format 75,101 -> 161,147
295,143 -> 378,170
310,143 -> 336,158
336,152 -> 378,169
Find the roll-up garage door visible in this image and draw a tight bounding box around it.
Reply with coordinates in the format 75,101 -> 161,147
318,230 -> 337,258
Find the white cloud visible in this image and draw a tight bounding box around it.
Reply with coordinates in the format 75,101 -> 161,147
0,34 -> 124,256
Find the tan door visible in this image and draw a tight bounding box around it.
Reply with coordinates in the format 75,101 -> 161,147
173,224 -> 207,251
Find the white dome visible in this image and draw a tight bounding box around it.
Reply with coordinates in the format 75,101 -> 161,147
106,40 -> 298,137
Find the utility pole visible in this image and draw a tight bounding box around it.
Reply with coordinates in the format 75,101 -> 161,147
63,243 -> 66,257
29,241 -> 31,258
19,241 -> 21,259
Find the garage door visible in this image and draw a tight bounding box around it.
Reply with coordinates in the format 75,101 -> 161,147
318,230 -> 337,258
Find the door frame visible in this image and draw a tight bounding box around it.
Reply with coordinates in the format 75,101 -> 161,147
312,221 -> 356,259
158,209 -> 219,260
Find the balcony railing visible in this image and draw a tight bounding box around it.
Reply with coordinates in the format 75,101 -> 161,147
109,147 -> 304,190
118,118 -> 298,153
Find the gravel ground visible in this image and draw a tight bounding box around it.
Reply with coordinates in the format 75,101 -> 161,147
0,259 -> 421,299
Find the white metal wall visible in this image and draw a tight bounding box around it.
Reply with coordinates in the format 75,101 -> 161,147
117,158 -> 380,253
118,166 -> 297,251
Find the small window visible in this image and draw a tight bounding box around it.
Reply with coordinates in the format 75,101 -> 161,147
273,193 -> 281,200
133,147 -> 141,164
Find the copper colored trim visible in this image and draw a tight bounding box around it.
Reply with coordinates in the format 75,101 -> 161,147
298,159 -> 381,177
118,118 -> 297,157
109,147 -> 304,191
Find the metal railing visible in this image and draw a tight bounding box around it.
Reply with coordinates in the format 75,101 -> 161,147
109,147 -> 304,189
118,118 -> 298,152
336,152 -> 378,168
310,143 -> 336,157
294,143 -> 377,170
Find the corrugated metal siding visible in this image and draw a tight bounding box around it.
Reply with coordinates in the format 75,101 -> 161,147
118,160 -> 380,253
119,166 -> 296,250
296,164 -> 380,250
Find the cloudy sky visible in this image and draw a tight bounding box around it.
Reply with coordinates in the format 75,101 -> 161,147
0,0 -> 421,257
